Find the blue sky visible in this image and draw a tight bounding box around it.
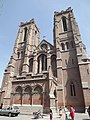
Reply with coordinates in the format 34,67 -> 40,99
0,0 -> 90,86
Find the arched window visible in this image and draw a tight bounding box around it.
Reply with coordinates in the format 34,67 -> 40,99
21,27 -> 27,42
66,42 -> 69,49
37,58 -> 40,73
34,86 -> 42,94
29,58 -> 33,72
17,52 -> 20,58
23,27 -> 27,41
62,16 -> 67,31
37,54 -> 47,73
24,86 -> 32,94
61,43 -> 65,50
51,55 -> 57,77
15,86 -> 22,94
70,82 -> 76,96
42,54 -> 47,71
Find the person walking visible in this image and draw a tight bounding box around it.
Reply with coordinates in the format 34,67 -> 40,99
59,107 -> 62,118
69,106 -> 75,120
50,109 -> 53,120
0,103 -> 3,109
87,106 -> 90,117
64,106 -> 68,120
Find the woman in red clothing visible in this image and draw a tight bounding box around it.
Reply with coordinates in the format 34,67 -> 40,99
69,106 -> 75,120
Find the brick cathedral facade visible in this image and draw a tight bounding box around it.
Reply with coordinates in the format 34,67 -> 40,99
0,7 -> 90,113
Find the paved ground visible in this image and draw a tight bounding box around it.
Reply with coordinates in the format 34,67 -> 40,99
0,112 -> 90,120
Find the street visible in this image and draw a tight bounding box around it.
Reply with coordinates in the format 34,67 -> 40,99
0,113 -> 90,120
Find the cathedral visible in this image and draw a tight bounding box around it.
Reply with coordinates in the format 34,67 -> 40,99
0,7 -> 90,113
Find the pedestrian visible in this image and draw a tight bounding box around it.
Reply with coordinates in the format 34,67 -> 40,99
0,103 -> 3,109
64,106 -> 68,120
59,107 -> 62,118
87,106 -> 90,117
50,109 -> 53,120
69,105 -> 75,120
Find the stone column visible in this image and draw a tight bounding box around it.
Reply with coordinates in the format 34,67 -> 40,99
33,54 -> 37,74
39,57 -> 42,73
22,55 -> 29,75
47,53 -> 53,77
32,87 -> 34,105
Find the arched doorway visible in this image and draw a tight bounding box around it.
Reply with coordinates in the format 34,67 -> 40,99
23,86 -> 32,104
14,86 -> 22,105
33,85 -> 43,105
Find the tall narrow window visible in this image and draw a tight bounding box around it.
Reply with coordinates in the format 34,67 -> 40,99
37,58 -> 40,73
70,82 -> 76,96
29,58 -> 33,72
23,27 -> 27,41
51,55 -> 57,77
62,16 -> 67,31
37,54 -> 47,73
42,54 -> 47,71
61,43 -> 65,50
17,52 -> 20,58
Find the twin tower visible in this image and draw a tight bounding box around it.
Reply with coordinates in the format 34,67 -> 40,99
0,7 -> 90,113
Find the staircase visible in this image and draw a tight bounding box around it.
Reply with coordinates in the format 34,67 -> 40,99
14,105 -> 43,115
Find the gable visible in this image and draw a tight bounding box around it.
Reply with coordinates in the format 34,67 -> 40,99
35,39 -> 54,51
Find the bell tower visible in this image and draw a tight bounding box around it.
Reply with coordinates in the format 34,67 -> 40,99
14,18 -> 40,76
1,19 -> 40,105
54,7 -> 86,111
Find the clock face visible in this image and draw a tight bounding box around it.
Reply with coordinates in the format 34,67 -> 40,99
41,44 -> 47,50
